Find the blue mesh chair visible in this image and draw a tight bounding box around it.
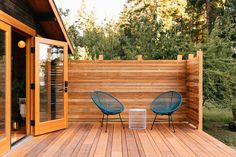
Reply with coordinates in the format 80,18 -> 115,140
150,91 -> 182,132
91,91 -> 125,132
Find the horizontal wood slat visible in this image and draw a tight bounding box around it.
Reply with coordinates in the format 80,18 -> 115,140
68,54 -> 202,127
186,52 -> 202,129
68,59 -> 189,123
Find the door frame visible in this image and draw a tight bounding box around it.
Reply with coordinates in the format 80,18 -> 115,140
1,11 -> 35,141
34,37 -> 68,135
0,20 -> 11,156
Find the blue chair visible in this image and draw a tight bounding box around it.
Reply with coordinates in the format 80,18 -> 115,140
91,91 -> 125,132
150,91 -> 182,132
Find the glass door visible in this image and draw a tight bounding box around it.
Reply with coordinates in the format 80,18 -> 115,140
0,21 -> 11,156
34,37 -> 68,135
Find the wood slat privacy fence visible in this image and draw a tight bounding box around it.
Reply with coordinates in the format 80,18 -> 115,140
68,51 -> 203,129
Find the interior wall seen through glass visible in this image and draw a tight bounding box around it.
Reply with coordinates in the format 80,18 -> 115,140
39,43 -> 64,122
0,29 -> 6,140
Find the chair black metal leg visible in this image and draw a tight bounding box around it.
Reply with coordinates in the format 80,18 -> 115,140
170,114 -> 175,133
168,115 -> 170,127
151,114 -> 157,130
101,114 -> 104,127
105,115 -> 108,133
119,114 -> 125,129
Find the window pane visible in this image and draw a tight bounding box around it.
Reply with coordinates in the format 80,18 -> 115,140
0,29 -> 6,139
39,43 -> 64,122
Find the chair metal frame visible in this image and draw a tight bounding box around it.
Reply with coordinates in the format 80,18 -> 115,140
91,91 -> 125,132
150,91 -> 182,132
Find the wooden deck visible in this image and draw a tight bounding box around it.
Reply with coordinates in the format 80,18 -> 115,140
7,123 -> 236,157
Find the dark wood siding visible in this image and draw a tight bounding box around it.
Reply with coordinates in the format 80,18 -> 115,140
0,0 -> 37,29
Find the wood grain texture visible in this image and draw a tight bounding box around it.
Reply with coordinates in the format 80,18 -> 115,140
186,52 -> 202,129
7,123 -> 236,157
68,60 -> 188,123
0,11 -> 36,36
34,37 -> 68,135
0,20 -> 11,156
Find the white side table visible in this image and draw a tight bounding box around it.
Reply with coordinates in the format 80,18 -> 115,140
129,108 -> 146,129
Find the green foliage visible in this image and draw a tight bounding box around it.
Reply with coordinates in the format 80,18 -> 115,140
203,59 -> 235,107
197,8 -> 236,108
149,27 -> 196,60
203,106 -> 236,146
117,0 -> 195,60
186,0 -> 225,42
59,0 -> 236,108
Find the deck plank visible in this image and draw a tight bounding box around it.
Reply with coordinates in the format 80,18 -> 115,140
93,124 -> 110,157
77,124 -> 100,157
133,130 -> 146,156
187,124 -> 236,157
125,128 -> 140,157
160,124 -> 196,157
59,124 -> 90,157
37,125 -> 78,157
6,123 -> 236,157
179,124 -> 232,157
88,124 -> 103,157
8,134 -> 49,157
111,124 -> 123,157
105,124 -> 114,157
71,124 -> 93,157
144,128 -> 163,157
137,129 -> 157,157
54,124 -> 80,156
24,129 -> 65,157
174,125 -> 213,157
148,127 -> 175,157
121,125 -> 128,157
151,125 -> 176,157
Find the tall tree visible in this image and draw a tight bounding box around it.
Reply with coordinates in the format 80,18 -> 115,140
186,0 -> 225,43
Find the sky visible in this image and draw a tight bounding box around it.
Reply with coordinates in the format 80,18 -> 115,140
55,0 -> 127,25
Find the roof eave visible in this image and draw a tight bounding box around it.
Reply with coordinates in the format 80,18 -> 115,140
48,0 -> 74,54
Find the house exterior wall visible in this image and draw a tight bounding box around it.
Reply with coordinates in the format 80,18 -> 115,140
0,0 -> 37,29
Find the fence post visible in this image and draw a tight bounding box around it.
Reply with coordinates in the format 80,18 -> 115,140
188,54 -> 194,59
197,49 -> 203,130
177,55 -> 182,60
99,54 -> 104,60
138,55 -> 142,61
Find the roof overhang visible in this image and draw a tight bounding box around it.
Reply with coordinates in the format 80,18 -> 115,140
26,0 -> 74,53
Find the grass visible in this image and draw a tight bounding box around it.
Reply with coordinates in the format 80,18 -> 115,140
203,105 -> 236,148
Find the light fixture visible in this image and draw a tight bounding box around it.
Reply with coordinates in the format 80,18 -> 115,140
18,40 -> 26,48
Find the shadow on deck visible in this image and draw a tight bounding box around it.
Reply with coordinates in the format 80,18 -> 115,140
7,123 -> 236,157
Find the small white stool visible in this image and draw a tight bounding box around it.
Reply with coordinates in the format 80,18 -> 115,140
129,108 -> 146,129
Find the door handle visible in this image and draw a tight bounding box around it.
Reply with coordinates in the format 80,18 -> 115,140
64,81 -> 68,93
65,81 -> 68,88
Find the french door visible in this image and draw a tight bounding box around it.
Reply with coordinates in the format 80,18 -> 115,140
0,21 -> 11,156
34,37 -> 68,135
